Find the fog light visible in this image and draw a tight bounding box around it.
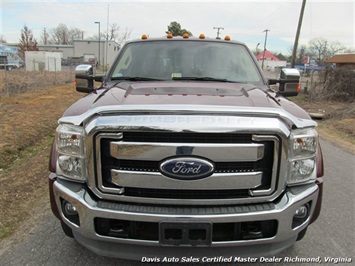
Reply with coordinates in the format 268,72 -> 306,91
61,199 -> 80,226
296,206 -> 308,219
292,203 -> 310,228
64,201 -> 78,216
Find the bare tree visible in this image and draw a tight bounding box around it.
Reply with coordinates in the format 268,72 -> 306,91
49,23 -> 70,45
117,27 -> 131,46
69,28 -> 84,42
103,23 -> 120,41
328,41 -> 347,56
308,38 -> 328,64
288,44 -> 313,64
49,24 -> 83,45
18,25 -> 38,59
0,35 -> 6,43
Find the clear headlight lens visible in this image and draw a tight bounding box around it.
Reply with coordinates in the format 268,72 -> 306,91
56,124 -> 86,182
288,128 -> 318,185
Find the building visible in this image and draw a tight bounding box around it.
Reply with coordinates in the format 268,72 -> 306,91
6,39 -> 120,68
326,54 -> 355,68
255,50 -> 287,71
72,40 -> 120,67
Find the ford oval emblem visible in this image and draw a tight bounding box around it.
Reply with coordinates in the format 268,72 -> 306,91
159,157 -> 215,180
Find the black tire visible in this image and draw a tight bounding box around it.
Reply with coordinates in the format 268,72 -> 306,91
296,227 -> 308,241
61,221 -> 74,238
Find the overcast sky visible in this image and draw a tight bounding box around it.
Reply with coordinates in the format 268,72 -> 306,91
1,0 -> 354,54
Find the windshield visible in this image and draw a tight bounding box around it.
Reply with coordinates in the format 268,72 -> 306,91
110,40 -> 263,84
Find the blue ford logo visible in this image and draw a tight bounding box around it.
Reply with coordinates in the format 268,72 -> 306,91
159,157 -> 215,180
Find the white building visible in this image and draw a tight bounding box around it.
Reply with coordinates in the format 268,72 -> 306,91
7,39 -> 120,68
25,51 -> 62,71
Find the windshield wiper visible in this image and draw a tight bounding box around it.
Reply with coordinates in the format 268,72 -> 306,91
172,76 -> 241,83
111,76 -> 164,81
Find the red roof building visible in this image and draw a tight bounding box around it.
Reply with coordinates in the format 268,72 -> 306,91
256,50 -> 280,61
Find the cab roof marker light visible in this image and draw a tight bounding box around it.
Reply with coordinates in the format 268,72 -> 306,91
225,36 -> 231,41
199,34 -> 205,39
183,33 -> 189,39
167,33 -> 173,39
141,34 -> 148,40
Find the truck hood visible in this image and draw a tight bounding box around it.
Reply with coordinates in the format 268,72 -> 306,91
61,81 -> 315,129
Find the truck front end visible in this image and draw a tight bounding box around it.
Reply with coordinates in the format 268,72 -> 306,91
48,36 -> 323,260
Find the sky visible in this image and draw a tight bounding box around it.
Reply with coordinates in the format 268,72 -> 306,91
1,0 -> 354,55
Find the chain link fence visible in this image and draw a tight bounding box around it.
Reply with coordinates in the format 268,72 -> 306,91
0,61 -> 77,98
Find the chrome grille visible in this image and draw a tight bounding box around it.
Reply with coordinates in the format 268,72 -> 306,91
94,131 -> 280,204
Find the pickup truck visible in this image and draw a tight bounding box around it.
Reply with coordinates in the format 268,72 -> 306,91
48,34 -> 324,260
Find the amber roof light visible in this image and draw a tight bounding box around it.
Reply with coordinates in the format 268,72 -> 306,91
183,33 -> 189,39
141,34 -> 148,40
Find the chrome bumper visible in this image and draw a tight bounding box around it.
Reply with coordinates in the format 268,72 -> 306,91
52,176 -> 320,260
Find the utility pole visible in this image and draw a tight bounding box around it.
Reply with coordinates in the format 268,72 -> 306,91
43,28 -> 47,45
261,29 -> 270,70
291,0 -> 307,68
213,27 -> 224,39
95,21 -> 101,66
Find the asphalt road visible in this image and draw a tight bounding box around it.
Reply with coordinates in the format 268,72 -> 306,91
0,138 -> 354,265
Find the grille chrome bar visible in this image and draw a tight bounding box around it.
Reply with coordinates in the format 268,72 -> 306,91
110,142 -> 264,162
111,170 -> 263,190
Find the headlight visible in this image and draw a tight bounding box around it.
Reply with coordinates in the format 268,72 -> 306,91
288,128 -> 318,185
56,124 -> 86,182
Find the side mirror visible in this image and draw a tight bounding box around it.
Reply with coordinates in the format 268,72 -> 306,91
268,68 -> 301,97
75,65 -> 95,93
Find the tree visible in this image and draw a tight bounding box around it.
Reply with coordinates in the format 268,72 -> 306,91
308,38 -> 328,64
103,23 -> 120,41
89,24 -> 131,46
49,23 -> 83,45
0,35 -> 6,43
49,23 -> 70,44
18,25 -> 38,59
166,21 -> 192,36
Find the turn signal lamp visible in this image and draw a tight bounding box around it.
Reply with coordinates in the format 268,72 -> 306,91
56,124 -> 86,182
183,33 -> 189,39
141,34 -> 148,40
167,33 -> 173,39
297,82 -> 301,92
224,36 -> 231,41
199,34 -> 205,39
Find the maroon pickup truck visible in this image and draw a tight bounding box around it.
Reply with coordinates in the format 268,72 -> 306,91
48,34 -> 324,260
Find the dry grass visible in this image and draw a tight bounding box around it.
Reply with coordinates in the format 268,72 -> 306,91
291,95 -> 355,153
0,69 -> 74,98
0,83 -> 82,239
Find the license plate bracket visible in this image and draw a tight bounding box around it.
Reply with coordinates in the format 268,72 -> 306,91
159,221 -> 212,246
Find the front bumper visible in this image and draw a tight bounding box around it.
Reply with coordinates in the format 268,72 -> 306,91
49,173 -> 321,260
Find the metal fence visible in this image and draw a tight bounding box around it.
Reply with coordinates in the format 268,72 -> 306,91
0,61 -> 77,98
